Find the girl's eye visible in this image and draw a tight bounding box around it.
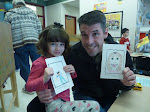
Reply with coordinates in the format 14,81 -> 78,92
51,43 -> 56,46
60,43 -> 65,46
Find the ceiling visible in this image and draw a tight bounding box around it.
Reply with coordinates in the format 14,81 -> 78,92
63,0 -> 79,8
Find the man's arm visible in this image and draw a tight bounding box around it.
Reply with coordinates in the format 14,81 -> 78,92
36,89 -> 56,103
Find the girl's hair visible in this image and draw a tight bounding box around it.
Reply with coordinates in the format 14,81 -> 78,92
37,23 -> 70,58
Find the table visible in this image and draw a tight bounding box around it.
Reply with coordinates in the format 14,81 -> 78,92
108,75 -> 150,112
130,52 -> 150,72
130,52 -> 150,58
130,52 -> 143,57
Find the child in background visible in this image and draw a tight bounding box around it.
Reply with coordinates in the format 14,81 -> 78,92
26,23 -> 100,112
119,28 -> 132,53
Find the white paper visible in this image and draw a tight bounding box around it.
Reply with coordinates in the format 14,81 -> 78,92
100,44 -> 126,79
45,56 -> 74,94
136,77 -> 150,87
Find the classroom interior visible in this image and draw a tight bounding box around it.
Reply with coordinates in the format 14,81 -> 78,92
0,0 -> 150,112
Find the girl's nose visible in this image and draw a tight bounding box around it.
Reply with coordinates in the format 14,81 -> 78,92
55,45 -> 60,50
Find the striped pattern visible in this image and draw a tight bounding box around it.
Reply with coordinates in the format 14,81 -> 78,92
4,6 -> 42,48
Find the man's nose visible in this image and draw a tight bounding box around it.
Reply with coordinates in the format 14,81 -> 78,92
87,36 -> 94,44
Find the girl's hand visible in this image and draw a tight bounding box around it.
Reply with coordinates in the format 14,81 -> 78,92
63,64 -> 75,74
43,67 -> 54,83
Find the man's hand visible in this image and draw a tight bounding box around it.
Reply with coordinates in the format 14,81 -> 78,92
120,67 -> 136,86
36,89 -> 56,103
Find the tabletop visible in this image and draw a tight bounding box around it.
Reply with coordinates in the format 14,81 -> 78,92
130,52 -> 150,58
108,74 -> 150,112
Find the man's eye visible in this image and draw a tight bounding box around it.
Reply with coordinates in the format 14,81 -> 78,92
93,33 -> 99,36
81,34 -> 87,37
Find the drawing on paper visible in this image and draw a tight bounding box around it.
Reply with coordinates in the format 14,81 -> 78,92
56,71 -> 67,84
106,51 -> 123,73
48,61 -> 69,88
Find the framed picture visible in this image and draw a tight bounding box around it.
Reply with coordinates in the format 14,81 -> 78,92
104,11 -> 123,38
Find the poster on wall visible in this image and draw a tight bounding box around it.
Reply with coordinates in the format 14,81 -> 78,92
94,2 -> 107,12
104,11 -> 123,38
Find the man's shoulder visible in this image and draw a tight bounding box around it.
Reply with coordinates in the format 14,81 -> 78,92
71,41 -> 82,51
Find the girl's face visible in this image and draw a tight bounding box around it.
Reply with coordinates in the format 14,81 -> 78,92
47,42 -> 65,57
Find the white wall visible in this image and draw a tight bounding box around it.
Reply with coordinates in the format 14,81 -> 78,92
45,3 -> 62,26
45,0 -> 80,34
80,0 -> 138,51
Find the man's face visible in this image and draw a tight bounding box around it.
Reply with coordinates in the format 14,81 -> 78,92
80,23 -> 108,56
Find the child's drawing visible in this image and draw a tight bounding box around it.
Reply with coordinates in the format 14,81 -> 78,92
45,56 -> 74,94
106,51 -> 122,73
56,71 -> 67,85
100,44 -> 126,79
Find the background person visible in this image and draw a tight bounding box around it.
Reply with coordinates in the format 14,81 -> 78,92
27,10 -> 136,112
136,30 -> 150,53
4,0 -> 42,94
120,28 -> 132,53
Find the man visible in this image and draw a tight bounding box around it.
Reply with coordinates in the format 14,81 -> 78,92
4,0 -> 42,94
27,10 -> 136,112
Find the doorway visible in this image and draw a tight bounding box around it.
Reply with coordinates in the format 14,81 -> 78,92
65,15 -> 76,35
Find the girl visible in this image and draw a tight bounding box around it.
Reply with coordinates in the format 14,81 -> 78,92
26,23 -> 100,112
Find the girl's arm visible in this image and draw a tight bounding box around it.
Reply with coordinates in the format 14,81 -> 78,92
26,61 -> 49,92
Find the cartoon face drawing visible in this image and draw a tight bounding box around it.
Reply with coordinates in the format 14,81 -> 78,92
110,54 -> 120,68
106,52 -> 122,73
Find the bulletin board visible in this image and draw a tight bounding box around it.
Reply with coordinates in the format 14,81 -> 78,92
0,22 -> 15,86
104,11 -> 123,38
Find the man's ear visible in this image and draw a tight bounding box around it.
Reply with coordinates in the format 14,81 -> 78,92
104,28 -> 108,39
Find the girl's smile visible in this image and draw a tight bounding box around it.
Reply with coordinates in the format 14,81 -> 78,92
47,42 -> 65,57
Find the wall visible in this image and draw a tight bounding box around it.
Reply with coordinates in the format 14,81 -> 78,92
45,0 -> 80,34
80,0 -> 138,51
136,0 -> 150,47
144,0 -> 150,26
0,2 -> 4,8
45,3 -> 62,26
